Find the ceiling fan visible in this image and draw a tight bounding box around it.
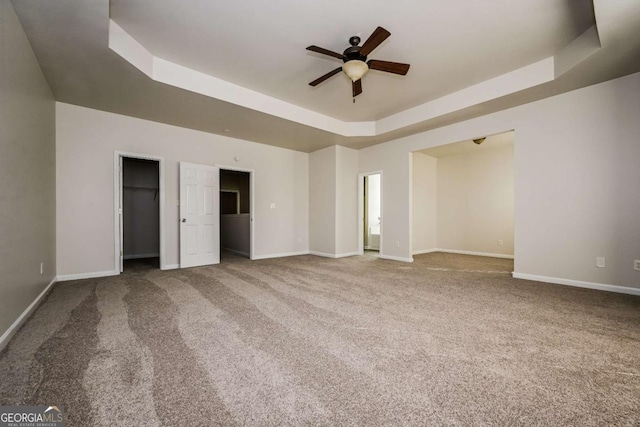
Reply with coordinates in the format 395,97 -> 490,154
306,26 -> 410,98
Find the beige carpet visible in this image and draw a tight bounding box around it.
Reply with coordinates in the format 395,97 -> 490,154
1,252 -> 639,426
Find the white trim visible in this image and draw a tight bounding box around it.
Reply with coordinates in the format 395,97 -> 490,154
57,270 -> 119,282
109,21 -> 556,138
115,155 -> 122,273
337,252 -> 360,258
408,151 -> 413,258
512,273 -> 640,297
310,251 -> 360,259
222,247 -> 250,258
216,164 -> 255,261
114,151 -> 166,272
123,253 -> 160,260
436,249 -> 514,259
109,20 -> 375,138
379,254 -> 414,263
0,277 -> 57,351
252,251 -> 310,260
163,264 -> 180,270
412,248 -> 439,255
334,150 -> 339,257
376,58 -> 554,134
358,171 -> 384,256
309,251 -> 335,258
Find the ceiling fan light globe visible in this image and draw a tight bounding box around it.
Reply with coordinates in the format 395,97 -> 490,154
342,60 -> 369,82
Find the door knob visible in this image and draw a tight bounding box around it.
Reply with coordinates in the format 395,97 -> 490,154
181,218 -> 186,223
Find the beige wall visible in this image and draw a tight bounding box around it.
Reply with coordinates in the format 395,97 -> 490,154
360,72 -> 640,289
309,146 -> 359,257
220,214 -> 250,256
359,147 -> 413,261
0,0 -> 56,337
436,139 -> 514,256
309,146 -> 336,255
411,152 -> 437,253
56,102 -> 309,275
335,146 -> 359,256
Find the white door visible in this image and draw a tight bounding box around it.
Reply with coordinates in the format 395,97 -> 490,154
118,156 -> 124,272
180,162 -> 220,268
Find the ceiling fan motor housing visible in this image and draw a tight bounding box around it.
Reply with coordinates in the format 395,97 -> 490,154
306,27 -> 409,97
343,42 -> 367,63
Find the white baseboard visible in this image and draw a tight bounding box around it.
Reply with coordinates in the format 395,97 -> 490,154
309,251 -> 334,258
512,273 -> 640,296
252,251 -> 310,260
336,252 -> 360,258
123,253 -> 159,260
0,277 -> 57,352
56,270 -> 119,282
162,264 -> 179,270
310,251 -> 360,259
412,248 -> 439,255
379,254 -> 414,263
436,249 -> 514,259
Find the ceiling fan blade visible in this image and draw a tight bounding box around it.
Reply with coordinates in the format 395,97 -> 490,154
360,27 -> 391,56
352,79 -> 362,97
306,45 -> 345,60
367,60 -> 410,75
309,67 -> 343,86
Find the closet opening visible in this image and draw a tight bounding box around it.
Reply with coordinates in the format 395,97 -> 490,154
114,152 -> 165,273
219,168 -> 252,261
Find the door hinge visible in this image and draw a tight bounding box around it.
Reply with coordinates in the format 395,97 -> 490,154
118,208 -> 123,214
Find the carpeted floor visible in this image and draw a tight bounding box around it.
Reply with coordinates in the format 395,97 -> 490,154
1,252 -> 639,426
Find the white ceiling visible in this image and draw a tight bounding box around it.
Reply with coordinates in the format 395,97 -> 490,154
11,0 -> 640,152
110,0 -> 594,122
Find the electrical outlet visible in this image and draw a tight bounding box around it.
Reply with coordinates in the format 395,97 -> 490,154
596,257 -> 605,268
497,240 -> 504,246
634,260 -> 640,271
270,203 -> 276,209
40,262 -> 43,275
395,241 -> 400,247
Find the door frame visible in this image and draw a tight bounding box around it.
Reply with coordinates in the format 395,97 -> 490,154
113,151 -> 166,272
217,164 -> 255,260
358,170 -> 383,256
